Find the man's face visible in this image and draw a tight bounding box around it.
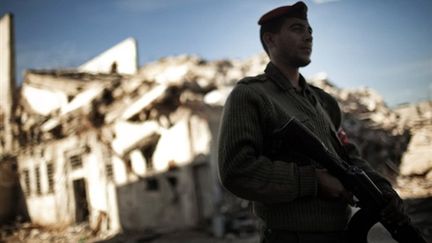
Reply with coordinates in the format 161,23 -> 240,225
267,18 -> 313,67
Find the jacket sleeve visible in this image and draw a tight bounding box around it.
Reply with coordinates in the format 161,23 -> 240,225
218,83 -> 318,204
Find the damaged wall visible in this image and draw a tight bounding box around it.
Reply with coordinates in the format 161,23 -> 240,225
78,37 -> 138,75
111,107 -> 215,231
14,58 -> 221,234
0,13 -> 16,153
0,13 -> 20,225
17,131 -> 117,230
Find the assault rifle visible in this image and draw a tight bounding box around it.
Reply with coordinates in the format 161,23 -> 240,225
272,118 -> 426,243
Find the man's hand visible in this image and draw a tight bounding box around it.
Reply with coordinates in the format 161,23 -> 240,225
380,189 -> 409,226
316,168 -> 353,204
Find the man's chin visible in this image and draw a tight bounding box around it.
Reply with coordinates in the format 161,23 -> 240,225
297,58 -> 311,67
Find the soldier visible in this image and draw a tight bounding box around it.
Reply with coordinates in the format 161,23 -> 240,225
218,2 -> 406,242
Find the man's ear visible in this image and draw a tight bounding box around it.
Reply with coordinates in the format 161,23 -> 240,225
263,32 -> 276,49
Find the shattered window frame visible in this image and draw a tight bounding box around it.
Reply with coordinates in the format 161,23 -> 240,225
35,166 -> 41,195
22,169 -> 31,196
105,162 -> 114,181
47,162 -> 55,193
68,153 -> 83,170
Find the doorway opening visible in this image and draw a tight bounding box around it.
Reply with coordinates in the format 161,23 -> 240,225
73,179 -> 89,223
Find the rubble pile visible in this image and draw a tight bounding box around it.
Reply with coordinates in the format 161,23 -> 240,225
394,101 -> 432,198
137,53 -> 269,88
309,76 -> 432,199
0,222 -> 98,243
299,75 -> 406,181
395,101 -> 432,128
14,54 -> 267,148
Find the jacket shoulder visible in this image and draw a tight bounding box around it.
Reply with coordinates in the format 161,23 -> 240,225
237,74 -> 269,85
309,85 -> 337,104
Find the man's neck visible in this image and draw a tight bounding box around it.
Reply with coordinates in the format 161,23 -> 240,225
271,61 -> 300,90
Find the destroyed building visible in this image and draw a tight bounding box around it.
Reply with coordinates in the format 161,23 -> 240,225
8,29 -> 269,234
13,39 -> 231,234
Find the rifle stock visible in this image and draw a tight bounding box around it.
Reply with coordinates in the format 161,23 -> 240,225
273,118 -> 426,243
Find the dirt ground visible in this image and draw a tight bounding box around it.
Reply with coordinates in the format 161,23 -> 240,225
2,198 -> 431,243
1,225 -> 259,243
1,223 -> 425,243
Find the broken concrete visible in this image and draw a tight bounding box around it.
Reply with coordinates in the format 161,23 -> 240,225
78,37 -> 138,75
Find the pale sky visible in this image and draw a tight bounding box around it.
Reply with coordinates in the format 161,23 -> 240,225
1,0 -> 431,106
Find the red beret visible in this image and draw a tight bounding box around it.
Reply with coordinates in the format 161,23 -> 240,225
258,1 -> 308,25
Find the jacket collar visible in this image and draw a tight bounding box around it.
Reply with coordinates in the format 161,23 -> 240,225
264,62 -> 311,94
